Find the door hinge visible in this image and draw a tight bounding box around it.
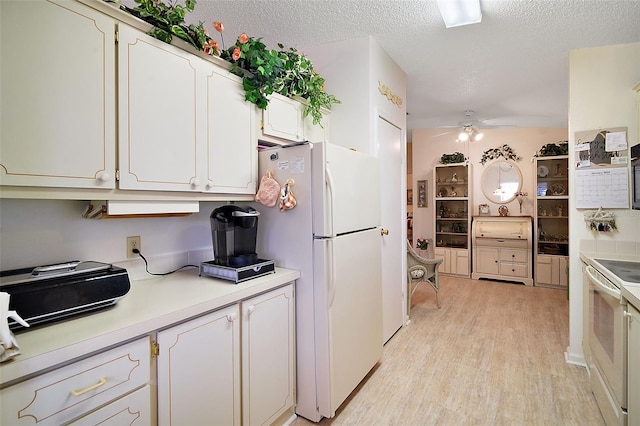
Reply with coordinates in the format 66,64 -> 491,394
115,24 -> 118,44
115,169 -> 120,181
151,341 -> 160,358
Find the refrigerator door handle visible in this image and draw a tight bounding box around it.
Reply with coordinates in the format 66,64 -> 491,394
325,168 -> 335,236
328,239 -> 337,308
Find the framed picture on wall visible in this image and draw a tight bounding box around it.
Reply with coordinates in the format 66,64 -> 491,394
417,180 -> 427,207
479,204 -> 490,215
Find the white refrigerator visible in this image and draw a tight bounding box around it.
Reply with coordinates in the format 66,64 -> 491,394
253,141 -> 383,422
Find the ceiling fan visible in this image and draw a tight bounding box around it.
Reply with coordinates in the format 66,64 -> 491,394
435,110 -> 516,142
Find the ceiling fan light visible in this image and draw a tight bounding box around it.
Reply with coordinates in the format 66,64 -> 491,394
436,0 -> 482,28
473,131 -> 484,142
457,131 -> 469,142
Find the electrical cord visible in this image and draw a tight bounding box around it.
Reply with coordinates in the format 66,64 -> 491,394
132,248 -> 199,276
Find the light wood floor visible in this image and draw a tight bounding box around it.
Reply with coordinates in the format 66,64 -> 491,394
293,276 -> 604,425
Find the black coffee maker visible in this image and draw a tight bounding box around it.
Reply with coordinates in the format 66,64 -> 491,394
211,205 -> 260,267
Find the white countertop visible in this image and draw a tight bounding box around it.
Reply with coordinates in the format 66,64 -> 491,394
0,267 -> 300,386
580,250 -> 640,308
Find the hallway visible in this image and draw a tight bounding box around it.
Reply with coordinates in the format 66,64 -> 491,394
295,276 -> 603,425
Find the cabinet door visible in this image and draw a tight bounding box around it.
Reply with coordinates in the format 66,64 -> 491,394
242,284 -> 295,426
157,305 -> 241,426
203,64 -> 257,194
475,247 -> 499,275
0,0 -> 116,189
628,303 -> 640,426
262,94 -> 305,142
118,25 -> 206,192
434,248 -> 449,274
452,249 -> 469,276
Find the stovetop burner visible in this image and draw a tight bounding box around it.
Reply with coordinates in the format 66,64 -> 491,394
595,259 -> 640,284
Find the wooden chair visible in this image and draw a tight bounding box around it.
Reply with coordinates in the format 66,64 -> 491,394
407,240 -> 443,315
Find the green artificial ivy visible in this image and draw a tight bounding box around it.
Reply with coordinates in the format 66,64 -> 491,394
480,145 -> 521,165
112,0 -> 340,125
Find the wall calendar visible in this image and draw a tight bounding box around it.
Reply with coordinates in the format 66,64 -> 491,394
575,167 -> 629,209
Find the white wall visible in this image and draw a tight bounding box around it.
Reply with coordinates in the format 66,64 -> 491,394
566,41 -> 640,364
411,128 -> 568,244
304,36 -> 407,155
0,199 -> 226,271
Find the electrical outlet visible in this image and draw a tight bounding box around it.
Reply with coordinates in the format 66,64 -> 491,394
126,236 -> 141,258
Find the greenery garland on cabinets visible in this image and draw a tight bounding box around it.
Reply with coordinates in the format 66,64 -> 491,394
534,141 -> 569,157
114,0 -> 339,125
439,152 -> 466,164
479,144 -> 521,165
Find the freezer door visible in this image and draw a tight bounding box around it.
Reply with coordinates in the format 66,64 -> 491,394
312,142 -> 381,237
313,228 -> 383,418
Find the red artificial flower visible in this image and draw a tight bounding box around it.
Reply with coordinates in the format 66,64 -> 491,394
238,33 -> 249,44
232,46 -> 241,61
213,21 -> 224,33
204,39 -> 219,56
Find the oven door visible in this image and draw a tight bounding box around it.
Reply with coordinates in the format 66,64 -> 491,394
585,264 -> 626,425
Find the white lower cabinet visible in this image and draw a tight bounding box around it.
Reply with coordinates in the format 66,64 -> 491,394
156,284 -> 295,426
473,245 -> 532,285
434,248 -> 469,277
70,385 -> 152,426
535,254 -> 568,287
628,303 -> 640,425
157,305 -> 241,425
242,285 -> 296,425
0,337 -> 151,425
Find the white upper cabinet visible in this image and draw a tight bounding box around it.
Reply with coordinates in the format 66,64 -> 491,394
262,94 -> 306,142
203,63 -> 257,194
0,0 -> 116,189
117,24 -> 206,192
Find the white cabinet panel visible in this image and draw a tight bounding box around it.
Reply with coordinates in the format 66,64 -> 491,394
628,303 -> 640,426
70,385 -> 151,426
242,284 -> 295,425
0,0 -> 116,189
117,25 -> 206,192
536,254 -> 568,287
262,94 -> 305,142
203,64 -> 256,194
0,337 -> 150,426
157,305 -> 241,426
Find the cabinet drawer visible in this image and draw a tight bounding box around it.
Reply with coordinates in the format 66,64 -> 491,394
499,263 -> 528,278
69,385 -> 151,426
1,337 -> 150,425
499,249 -> 528,263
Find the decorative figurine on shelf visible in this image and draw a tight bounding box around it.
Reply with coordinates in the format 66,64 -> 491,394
498,205 -> 509,216
451,173 -> 458,183
514,191 -> 528,214
450,187 -> 457,197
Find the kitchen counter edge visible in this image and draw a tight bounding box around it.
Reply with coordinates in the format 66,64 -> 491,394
0,267 -> 300,386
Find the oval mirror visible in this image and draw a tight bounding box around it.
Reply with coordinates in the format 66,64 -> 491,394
481,160 -> 522,204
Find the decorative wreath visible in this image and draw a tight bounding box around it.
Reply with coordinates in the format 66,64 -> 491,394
480,144 -> 521,165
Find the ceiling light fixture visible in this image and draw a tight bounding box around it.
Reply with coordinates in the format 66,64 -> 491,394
436,0 -> 482,28
456,126 -> 483,143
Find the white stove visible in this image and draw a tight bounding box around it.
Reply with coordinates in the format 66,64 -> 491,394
593,258 -> 640,287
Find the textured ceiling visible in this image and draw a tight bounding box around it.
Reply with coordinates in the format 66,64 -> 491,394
141,0 -> 640,133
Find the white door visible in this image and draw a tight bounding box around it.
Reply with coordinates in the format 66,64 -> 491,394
377,117 -> 405,342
